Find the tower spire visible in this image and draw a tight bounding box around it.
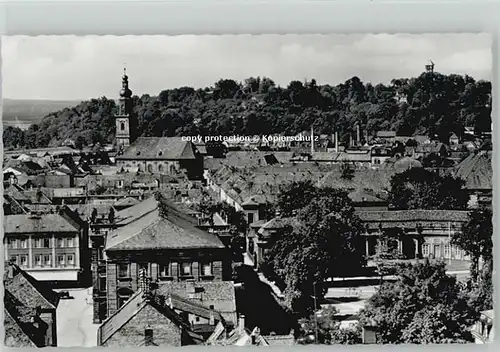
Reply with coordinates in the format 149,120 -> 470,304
115,69 -> 133,150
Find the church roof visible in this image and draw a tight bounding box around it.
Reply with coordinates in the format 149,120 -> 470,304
116,137 -> 199,160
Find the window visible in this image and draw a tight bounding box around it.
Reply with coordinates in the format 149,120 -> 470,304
202,262 -> 213,277
67,238 -> 74,247
58,255 -> 65,266
10,256 -> 17,264
20,239 -> 27,249
158,164 -> 163,173
67,254 -> 75,266
147,164 -> 153,173
181,262 -> 192,276
145,329 -> 154,346
117,288 -> 133,308
57,238 -> 64,248
35,255 -> 42,267
43,238 -> 50,248
120,122 -> 125,131
118,263 -> 130,278
453,246 -> 461,258
247,213 -> 254,224
159,263 -> 172,277
422,244 -> 429,256
32,238 -> 38,249
444,245 -> 450,258
99,277 -> 107,292
8,239 -> 17,249
44,255 -> 51,266
20,256 -> 28,267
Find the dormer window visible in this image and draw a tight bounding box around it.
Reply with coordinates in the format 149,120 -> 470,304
158,151 -> 163,156
136,151 -> 141,156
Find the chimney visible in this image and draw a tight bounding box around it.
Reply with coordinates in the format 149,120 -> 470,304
238,314 -> 246,334
251,327 -> 261,345
357,125 -> 361,145
335,132 -> 339,152
7,264 -> 14,279
209,306 -> 215,326
310,126 -> 315,154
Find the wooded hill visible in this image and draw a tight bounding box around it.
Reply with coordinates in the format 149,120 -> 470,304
2,72 -> 492,151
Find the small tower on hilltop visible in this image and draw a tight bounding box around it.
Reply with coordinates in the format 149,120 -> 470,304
115,68 -> 133,150
425,60 -> 435,73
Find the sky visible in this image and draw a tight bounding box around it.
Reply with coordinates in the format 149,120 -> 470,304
1,33 -> 492,101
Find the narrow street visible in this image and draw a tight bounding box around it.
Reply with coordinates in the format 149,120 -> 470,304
56,287 -> 98,347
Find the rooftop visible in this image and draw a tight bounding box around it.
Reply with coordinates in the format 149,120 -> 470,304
98,289 -> 203,346
4,212 -> 81,234
106,204 -> 225,251
117,137 -> 199,160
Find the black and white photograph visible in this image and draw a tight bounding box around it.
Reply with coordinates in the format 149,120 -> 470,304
1,34 -> 494,347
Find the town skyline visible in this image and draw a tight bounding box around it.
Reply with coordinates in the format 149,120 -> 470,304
2,33 -> 492,100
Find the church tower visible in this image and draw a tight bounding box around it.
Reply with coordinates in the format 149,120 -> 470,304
115,68 -> 133,149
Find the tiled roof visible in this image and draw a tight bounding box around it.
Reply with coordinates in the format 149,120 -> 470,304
3,290 -> 41,347
168,293 -> 224,322
3,307 -> 38,347
4,213 -> 80,234
356,210 -> 470,224
4,264 -> 59,309
381,156 -> 422,172
117,137 -> 199,160
259,217 -> 300,232
4,184 -> 30,202
415,142 -> 446,153
106,208 -> 225,251
115,196 -> 158,226
114,197 -> 140,207
158,281 -> 237,321
98,289 -> 199,346
454,151 -> 492,190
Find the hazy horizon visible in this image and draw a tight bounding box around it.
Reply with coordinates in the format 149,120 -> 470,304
2,34 -> 492,101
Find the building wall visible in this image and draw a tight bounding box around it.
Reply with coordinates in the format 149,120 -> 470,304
105,249 -> 229,316
5,233 -> 82,281
102,305 -> 182,347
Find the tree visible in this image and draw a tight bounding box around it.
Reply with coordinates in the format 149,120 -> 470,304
358,260 -> 476,344
452,208 -> 492,280
262,186 -> 365,316
108,207 -> 115,224
388,168 -> 469,210
298,306 -> 362,344
4,74 -> 491,151
90,208 -> 98,223
276,180 -> 317,217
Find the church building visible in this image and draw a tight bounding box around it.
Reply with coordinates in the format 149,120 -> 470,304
113,70 -> 204,180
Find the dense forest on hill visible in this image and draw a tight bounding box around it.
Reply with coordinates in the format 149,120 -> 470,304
2,72 -> 492,150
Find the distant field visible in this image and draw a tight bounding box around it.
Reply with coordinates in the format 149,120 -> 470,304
2,98 -> 81,129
